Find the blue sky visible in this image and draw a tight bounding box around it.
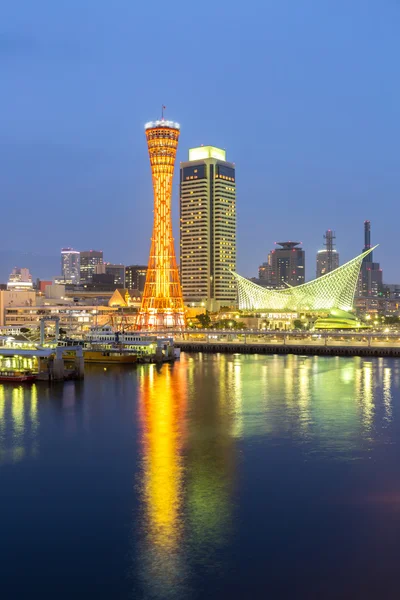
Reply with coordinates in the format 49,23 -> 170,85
1,0 -> 399,282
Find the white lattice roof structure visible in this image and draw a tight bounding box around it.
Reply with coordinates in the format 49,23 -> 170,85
234,247 -> 376,311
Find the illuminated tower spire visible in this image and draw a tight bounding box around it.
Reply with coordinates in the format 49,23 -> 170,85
136,118 -> 186,329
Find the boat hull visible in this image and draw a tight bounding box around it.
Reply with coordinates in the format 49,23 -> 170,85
0,375 -> 37,383
83,351 -> 137,364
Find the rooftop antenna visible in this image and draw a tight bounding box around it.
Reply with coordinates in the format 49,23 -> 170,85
161,104 -> 166,120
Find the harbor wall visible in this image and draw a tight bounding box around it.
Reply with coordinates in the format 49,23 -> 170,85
176,342 -> 400,359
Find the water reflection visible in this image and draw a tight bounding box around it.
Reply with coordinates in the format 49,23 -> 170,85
383,367 -> 392,423
186,357 -> 235,558
0,384 -> 40,464
137,364 -> 187,598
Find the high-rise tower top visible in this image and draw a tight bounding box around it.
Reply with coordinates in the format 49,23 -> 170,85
144,120 -> 180,130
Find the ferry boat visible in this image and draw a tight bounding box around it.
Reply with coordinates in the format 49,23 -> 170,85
0,370 -> 37,383
60,326 -> 178,362
83,350 -> 137,364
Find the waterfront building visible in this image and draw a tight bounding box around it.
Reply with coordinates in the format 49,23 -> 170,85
61,248 -> 80,284
80,250 -> 103,283
358,221 -> 383,297
233,247 -> 374,312
0,289 -> 36,326
7,268 -> 33,291
316,230 -> 339,278
125,265 -> 147,292
261,242 -> 305,288
136,119 -> 185,329
180,146 -> 236,310
3,303 -> 117,336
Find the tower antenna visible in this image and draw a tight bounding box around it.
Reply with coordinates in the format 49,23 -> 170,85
161,104 -> 166,120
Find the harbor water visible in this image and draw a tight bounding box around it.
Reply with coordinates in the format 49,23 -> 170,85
1,353 -> 400,599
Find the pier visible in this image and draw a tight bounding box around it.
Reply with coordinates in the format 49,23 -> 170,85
0,346 -> 84,381
174,330 -> 400,358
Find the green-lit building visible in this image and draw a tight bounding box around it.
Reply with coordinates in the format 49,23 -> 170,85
233,247 -> 376,329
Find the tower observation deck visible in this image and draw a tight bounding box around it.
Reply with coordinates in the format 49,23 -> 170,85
136,119 -> 186,329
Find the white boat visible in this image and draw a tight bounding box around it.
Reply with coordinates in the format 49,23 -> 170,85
84,326 -> 176,359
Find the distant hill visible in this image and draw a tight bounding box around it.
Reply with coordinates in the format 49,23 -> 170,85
0,251 -> 60,284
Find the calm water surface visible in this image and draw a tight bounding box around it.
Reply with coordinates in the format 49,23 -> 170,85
1,353 -> 400,599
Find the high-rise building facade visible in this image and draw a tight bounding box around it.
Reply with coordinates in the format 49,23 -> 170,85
137,119 -> 185,329
125,265 -> 147,292
261,242 -> 305,288
79,250 -> 103,283
61,248 -> 80,284
358,220 -> 382,297
316,230 -> 339,277
104,264 -> 125,287
180,146 -> 236,309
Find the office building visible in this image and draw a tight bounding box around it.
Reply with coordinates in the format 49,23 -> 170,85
125,265 -> 147,292
7,268 -> 33,291
61,248 -> 80,284
261,242 -> 305,288
358,221 -> 383,297
80,250 -> 103,283
96,263 -> 126,287
180,145 -> 236,309
316,230 -> 339,277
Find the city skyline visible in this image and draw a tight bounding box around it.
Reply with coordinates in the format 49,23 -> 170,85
1,2 -> 399,284
0,220 -> 387,285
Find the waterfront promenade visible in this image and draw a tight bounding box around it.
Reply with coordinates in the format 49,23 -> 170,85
173,330 -> 400,358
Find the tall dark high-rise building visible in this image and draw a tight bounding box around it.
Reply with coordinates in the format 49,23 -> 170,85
262,242 -> 305,288
359,220 -> 382,296
125,265 -> 147,292
104,264 -> 125,287
79,250 -> 103,283
180,146 -> 237,310
316,230 -> 339,277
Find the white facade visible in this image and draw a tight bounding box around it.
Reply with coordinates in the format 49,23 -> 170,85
7,268 -> 33,291
61,248 -> 80,284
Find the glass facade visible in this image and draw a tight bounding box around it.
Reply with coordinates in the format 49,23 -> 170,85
61,248 -> 80,284
79,251 -> 103,283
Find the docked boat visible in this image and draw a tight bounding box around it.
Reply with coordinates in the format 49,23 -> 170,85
83,350 -> 138,364
0,370 -> 37,383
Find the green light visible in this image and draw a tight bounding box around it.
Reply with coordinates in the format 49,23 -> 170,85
234,246 -> 377,312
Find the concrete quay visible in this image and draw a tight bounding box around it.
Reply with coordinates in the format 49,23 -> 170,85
176,340 -> 400,358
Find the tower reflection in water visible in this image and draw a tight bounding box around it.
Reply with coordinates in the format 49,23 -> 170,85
136,356 -> 237,597
137,364 -> 188,597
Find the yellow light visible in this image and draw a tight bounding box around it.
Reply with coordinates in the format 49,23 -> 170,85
188,146 -> 226,162
137,120 -> 185,330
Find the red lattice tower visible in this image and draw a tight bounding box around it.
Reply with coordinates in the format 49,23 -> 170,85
136,119 -> 186,330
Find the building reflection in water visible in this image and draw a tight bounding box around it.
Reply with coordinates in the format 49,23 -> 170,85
186,356 -> 236,560
383,367 -> 392,423
0,384 -> 40,464
137,364 -> 188,598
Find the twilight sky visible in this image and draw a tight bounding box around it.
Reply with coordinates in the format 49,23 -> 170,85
1,0 -> 399,283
